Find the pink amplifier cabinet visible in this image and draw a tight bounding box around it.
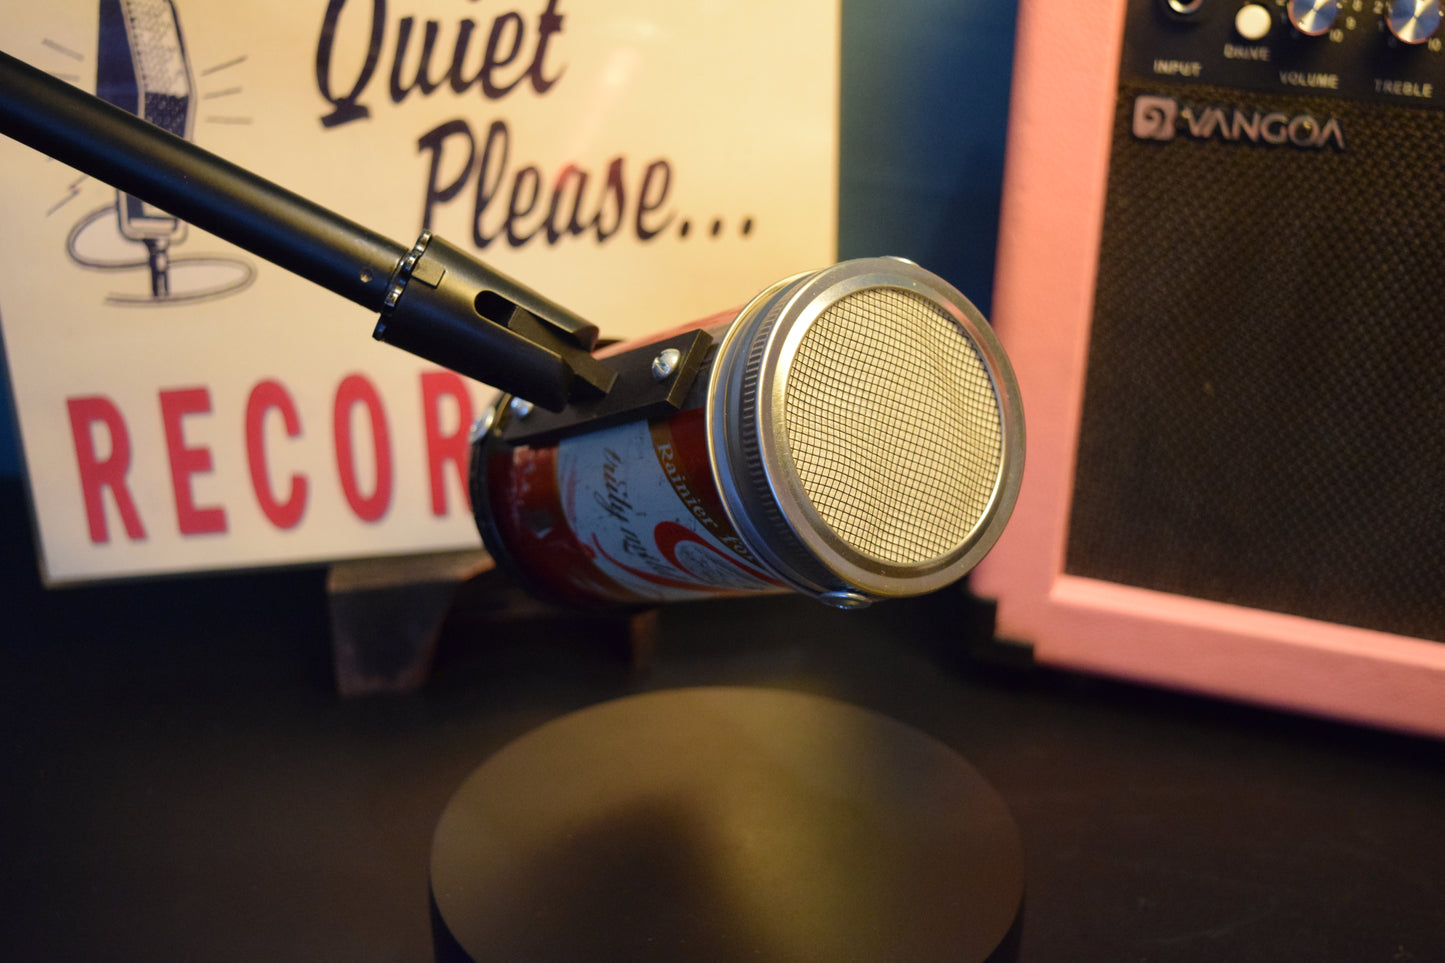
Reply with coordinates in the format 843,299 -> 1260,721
972,0 -> 1445,737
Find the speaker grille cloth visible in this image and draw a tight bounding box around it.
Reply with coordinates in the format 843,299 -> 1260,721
782,287 -> 1003,565
1069,80 -> 1445,643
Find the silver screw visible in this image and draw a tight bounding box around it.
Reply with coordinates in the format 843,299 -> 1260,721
818,590 -> 872,610
509,397 -> 534,420
467,408 -> 496,444
651,348 -> 682,382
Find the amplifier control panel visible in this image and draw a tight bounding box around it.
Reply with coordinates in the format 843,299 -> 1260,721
1124,0 -> 1445,106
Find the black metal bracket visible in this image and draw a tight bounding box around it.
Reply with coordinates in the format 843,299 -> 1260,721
498,328 -> 716,446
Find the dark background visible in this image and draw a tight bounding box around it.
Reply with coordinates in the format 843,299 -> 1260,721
4,474 -> 1443,962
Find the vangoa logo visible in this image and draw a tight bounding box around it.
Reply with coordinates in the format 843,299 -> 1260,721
1132,95 -> 1346,150
1133,95 -> 1178,140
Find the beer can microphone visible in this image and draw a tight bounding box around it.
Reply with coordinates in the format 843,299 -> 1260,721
472,257 -> 1024,610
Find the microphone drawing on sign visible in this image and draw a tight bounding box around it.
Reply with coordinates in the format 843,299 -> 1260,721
66,0 -> 252,304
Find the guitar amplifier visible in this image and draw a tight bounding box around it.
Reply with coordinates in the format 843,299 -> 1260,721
971,0 -> 1445,737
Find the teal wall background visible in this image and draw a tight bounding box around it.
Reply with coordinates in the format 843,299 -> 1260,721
838,0 -> 1016,314
0,0 -> 1017,481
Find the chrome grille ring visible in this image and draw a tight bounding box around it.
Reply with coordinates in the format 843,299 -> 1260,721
706,258 -> 1024,604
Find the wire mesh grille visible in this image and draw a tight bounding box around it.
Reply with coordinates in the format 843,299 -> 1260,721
783,287 -> 1003,565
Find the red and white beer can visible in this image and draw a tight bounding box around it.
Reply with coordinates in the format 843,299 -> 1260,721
470,258 -> 1025,610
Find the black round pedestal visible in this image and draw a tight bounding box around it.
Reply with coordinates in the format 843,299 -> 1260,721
430,687 -> 1023,962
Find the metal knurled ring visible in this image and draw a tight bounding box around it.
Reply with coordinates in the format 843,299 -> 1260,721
383,230 -> 433,311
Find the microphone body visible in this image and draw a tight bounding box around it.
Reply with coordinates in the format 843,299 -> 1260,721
472,258 -> 1025,610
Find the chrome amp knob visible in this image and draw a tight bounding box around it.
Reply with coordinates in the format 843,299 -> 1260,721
1288,0 -> 1340,35
1387,0 -> 1443,43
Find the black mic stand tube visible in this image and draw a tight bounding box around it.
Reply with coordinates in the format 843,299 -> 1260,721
0,49 -> 612,411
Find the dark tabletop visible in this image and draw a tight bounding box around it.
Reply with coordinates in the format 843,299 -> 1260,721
2,479 -> 1441,962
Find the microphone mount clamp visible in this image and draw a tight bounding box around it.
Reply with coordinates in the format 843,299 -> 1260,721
494,326 -> 716,448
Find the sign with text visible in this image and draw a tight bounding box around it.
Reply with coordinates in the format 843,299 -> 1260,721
0,0 -> 838,583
